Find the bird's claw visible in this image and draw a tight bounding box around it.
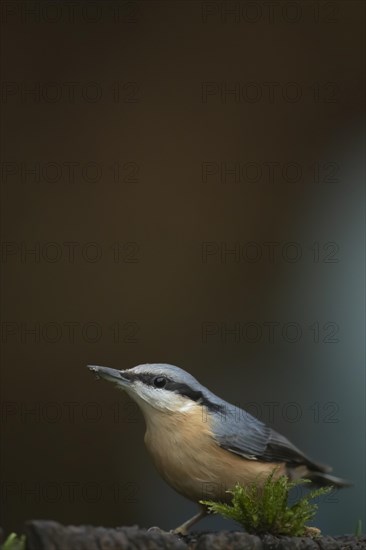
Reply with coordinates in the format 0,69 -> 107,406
170,527 -> 188,536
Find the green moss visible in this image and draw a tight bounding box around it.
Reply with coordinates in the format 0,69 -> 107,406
1,533 -> 26,550
200,469 -> 331,537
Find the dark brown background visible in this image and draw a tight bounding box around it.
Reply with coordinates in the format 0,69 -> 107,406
0,0 -> 364,536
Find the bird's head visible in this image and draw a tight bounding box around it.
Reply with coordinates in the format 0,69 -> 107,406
87,363 -> 220,416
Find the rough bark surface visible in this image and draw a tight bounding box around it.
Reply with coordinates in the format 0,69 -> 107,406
25,521 -> 186,550
23,521 -> 366,550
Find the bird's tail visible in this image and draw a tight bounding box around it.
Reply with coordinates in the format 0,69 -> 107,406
307,471 -> 352,488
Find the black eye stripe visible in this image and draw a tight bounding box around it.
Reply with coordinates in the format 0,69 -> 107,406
122,371 -> 224,413
123,373 -> 198,395
165,382 -> 203,402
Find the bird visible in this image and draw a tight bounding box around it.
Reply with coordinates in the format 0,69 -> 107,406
87,363 -> 350,534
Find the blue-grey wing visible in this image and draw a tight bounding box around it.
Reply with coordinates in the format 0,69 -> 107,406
210,406 -> 330,472
210,406 -> 271,460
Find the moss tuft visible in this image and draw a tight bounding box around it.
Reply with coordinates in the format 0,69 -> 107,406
1,533 -> 26,550
200,469 -> 331,536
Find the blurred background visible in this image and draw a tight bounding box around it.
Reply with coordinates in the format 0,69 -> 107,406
0,0 -> 364,537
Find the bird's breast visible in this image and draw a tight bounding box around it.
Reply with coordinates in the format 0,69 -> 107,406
143,405 -> 286,503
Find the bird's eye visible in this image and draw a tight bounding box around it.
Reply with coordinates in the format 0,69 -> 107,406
154,376 -> 166,388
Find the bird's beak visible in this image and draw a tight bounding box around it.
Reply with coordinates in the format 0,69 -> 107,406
87,365 -> 132,388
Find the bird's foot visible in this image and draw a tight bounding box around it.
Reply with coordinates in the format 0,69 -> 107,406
148,526 -> 187,538
170,526 -> 189,536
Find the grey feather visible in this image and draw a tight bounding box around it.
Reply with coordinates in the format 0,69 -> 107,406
209,400 -> 332,471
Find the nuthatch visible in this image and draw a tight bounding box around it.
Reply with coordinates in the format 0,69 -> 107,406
88,363 -> 349,534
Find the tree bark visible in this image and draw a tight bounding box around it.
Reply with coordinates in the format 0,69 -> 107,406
23,521 -> 365,550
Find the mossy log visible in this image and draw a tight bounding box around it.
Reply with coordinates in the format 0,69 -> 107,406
22,521 -> 366,550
